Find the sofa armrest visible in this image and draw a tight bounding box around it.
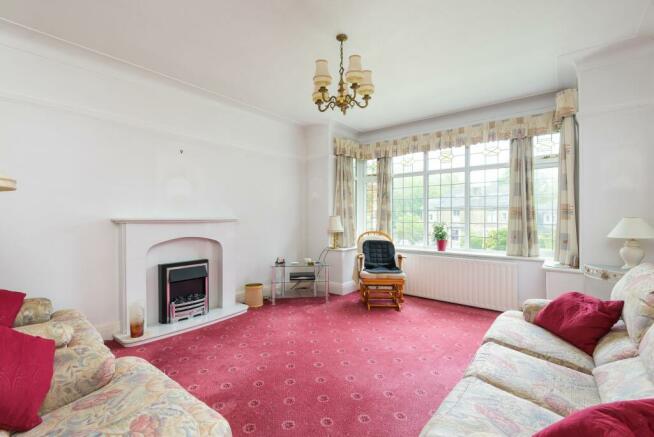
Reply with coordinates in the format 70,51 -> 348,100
521,298 -> 552,323
13,297 -> 53,327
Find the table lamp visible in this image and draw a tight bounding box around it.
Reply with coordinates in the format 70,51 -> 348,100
0,173 -> 16,191
328,215 -> 344,249
607,217 -> 654,268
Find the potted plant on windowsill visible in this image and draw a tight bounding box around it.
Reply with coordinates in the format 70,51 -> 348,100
433,223 -> 448,252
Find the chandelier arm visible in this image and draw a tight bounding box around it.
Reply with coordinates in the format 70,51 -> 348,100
352,97 -> 370,109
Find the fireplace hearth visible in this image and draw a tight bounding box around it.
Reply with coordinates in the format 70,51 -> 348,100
159,259 -> 209,324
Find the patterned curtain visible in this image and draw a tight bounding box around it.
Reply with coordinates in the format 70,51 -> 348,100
376,157 -> 392,234
554,116 -> 579,266
507,137 -> 539,257
334,155 -> 356,247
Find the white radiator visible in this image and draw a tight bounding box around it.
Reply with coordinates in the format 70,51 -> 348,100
403,254 -> 519,311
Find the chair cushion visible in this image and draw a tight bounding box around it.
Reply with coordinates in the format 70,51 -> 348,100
593,320 -> 638,367
483,312 -> 595,374
359,270 -> 406,279
0,326 -> 55,432
0,289 -> 26,327
419,376 -> 562,437
533,399 -> 654,437
465,342 -> 600,416
533,292 -> 623,355
362,239 -> 399,272
20,357 -> 231,437
593,357 -> 654,403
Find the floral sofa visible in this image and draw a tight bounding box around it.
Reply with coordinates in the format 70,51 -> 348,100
420,262 -> 654,436
2,299 -> 231,436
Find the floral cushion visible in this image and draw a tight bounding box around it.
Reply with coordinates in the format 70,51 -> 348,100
593,320 -> 638,367
14,321 -> 74,348
465,342 -> 600,416
610,262 -> 654,344
522,299 -> 551,323
483,312 -> 595,374
18,357 -> 231,437
50,309 -> 104,347
419,376 -> 562,437
38,310 -> 115,415
12,298 -> 53,327
592,356 -> 654,403
637,325 -> 654,382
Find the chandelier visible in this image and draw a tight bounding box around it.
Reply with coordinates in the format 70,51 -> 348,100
312,34 -> 374,115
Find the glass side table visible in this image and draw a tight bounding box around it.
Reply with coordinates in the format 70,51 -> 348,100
270,262 -> 329,305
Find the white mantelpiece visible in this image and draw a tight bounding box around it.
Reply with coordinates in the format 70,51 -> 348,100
112,217 -> 247,346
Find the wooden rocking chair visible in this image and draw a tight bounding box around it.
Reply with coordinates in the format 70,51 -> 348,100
356,231 -> 406,311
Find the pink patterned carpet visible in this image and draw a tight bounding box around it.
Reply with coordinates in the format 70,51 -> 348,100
108,293 -> 498,436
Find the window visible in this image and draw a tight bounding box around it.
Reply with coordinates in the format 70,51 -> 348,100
365,160 -> 378,231
533,133 -> 560,257
392,153 -> 424,246
359,134 -> 560,256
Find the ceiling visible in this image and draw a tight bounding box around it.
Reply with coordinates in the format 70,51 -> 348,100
0,0 -> 650,132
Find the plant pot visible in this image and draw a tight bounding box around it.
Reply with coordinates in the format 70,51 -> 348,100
436,240 -> 448,252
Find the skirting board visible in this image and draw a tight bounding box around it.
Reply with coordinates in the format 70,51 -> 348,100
96,321 -> 121,341
329,280 -> 358,295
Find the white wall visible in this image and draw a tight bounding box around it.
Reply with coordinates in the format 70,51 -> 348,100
0,23 -> 306,332
576,37 -> 654,266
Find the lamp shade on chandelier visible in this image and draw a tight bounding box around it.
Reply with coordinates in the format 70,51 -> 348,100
313,34 -> 374,115
0,173 -> 16,191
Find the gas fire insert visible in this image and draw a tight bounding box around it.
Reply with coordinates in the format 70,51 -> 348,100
158,259 -> 209,323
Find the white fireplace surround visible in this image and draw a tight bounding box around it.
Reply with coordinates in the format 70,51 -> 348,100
111,217 -> 248,346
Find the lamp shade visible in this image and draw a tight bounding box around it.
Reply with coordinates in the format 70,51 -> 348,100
358,70 -> 374,96
345,55 -> 364,84
0,174 -> 16,191
328,215 -> 344,233
313,59 -> 332,87
608,217 -> 654,239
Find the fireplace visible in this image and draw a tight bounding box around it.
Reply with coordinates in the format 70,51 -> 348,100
159,259 -> 209,324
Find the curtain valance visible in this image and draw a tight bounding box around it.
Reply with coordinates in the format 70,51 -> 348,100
334,88 -> 578,159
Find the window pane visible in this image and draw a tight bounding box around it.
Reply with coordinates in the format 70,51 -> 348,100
534,166 -> 558,257
468,166 -> 508,251
428,146 -> 465,171
366,159 -> 378,176
470,140 -> 510,167
393,152 -> 424,175
392,174 -> 424,246
366,180 -> 378,231
428,169 -> 465,249
533,133 -> 560,158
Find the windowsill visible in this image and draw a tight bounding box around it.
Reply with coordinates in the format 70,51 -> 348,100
396,246 -> 550,263
542,260 -> 582,274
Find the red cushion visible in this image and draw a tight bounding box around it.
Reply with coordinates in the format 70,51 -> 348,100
534,398 -> 654,437
0,326 -> 55,432
534,291 -> 623,355
0,289 -> 26,327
